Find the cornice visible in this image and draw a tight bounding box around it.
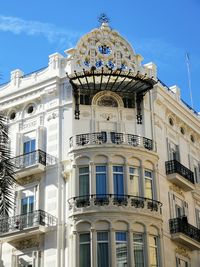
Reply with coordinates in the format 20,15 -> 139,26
0,76 -> 62,109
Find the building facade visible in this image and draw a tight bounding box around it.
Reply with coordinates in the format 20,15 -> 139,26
0,21 -> 200,267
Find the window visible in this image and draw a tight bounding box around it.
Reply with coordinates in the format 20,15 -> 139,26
194,165 -> 198,183
96,166 -> 107,197
167,140 -> 180,161
144,171 -> 153,199
149,236 -> 159,267
97,232 -> 109,267
79,233 -> 91,267
116,232 -> 128,267
133,233 -> 144,267
79,167 -> 89,198
176,257 -> 189,267
24,139 -> 36,154
113,166 -> 124,196
129,167 -> 139,196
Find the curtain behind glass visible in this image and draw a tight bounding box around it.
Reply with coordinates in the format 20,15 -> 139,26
116,232 -> 127,267
97,232 -> 109,267
113,166 -> 124,196
79,167 -> 89,199
96,166 -> 107,197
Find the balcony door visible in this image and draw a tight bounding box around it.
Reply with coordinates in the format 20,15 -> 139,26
113,166 -> 124,198
21,196 -> 34,228
23,139 -> 36,167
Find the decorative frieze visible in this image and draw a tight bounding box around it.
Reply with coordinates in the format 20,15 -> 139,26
175,246 -> 190,259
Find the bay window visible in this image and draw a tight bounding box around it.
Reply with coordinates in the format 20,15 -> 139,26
79,167 -> 89,198
96,166 -> 107,197
116,232 -> 128,267
149,235 -> 159,267
79,233 -> 91,267
97,232 -> 109,267
129,167 -> 139,196
113,166 -> 124,197
145,170 -> 153,199
133,233 -> 144,267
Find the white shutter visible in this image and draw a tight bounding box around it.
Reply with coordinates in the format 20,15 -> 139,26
37,126 -> 46,151
16,133 -> 23,156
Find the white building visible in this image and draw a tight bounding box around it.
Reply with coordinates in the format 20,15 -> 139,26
0,20 -> 200,267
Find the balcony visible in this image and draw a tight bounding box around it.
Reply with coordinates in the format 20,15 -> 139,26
12,150 -> 57,178
0,210 -> 57,242
68,194 -> 162,217
69,132 -> 155,151
165,160 -> 195,191
169,217 -> 200,250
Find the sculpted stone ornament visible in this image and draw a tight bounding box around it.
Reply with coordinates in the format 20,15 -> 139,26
175,246 -> 191,259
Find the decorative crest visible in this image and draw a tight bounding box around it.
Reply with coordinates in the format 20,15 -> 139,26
98,13 -> 110,24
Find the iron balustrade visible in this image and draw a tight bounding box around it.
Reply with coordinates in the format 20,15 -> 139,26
165,160 -> 194,184
69,132 -> 154,151
0,210 -> 57,236
68,194 -> 162,214
169,217 -> 200,243
11,149 -> 57,170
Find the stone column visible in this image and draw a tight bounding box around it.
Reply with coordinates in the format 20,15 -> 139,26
110,227 -> 116,267
91,228 -> 97,267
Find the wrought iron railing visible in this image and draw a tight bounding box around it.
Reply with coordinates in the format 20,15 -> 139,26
11,150 -> 57,170
68,194 -> 162,214
69,132 -> 154,151
0,210 -> 57,236
169,217 -> 200,243
165,160 -> 194,184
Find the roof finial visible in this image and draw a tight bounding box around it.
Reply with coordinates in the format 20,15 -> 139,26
98,13 -> 110,25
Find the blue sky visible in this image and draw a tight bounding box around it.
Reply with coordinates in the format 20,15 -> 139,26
0,0 -> 200,112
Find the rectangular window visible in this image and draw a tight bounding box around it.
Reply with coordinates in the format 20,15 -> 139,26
145,171 -> 153,199
21,195 -> 34,228
97,232 -> 109,267
79,233 -> 91,267
149,236 -> 158,267
113,166 -> 124,196
79,167 -> 89,198
23,139 -> 36,167
133,233 -> 144,267
129,167 -> 139,196
116,232 -> 128,267
96,166 -> 107,197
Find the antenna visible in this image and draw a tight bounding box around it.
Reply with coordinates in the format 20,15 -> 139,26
185,52 -> 193,109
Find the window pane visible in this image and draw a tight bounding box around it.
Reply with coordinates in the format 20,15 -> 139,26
113,166 -> 124,196
130,167 -> 139,196
79,167 -> 89,174
133,233 -> 144,267
116,232 -> 127,267
80,233 -> 91,267
96,166 -> 107,195
149,236 -> 158,267
79,167 -> 89,196
97,232 -> 109,267
97,232 -> 108,241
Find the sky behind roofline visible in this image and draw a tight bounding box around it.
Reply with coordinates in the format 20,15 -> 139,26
0,0 -> 199,112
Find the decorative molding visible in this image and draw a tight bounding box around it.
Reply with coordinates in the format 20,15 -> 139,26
47,112 -> 58,121
19,120 -> 37,131
18,175 -> 41,186
175,246 -> 190,259
12,236 -> 40,250
169,185 -> 184,198
100,113 -> 116,120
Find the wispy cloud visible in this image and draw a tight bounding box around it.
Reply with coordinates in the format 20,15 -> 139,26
0,15 -> 80,47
